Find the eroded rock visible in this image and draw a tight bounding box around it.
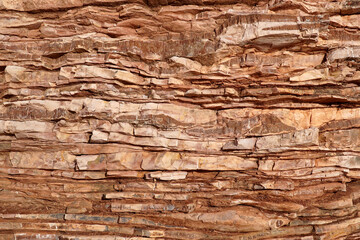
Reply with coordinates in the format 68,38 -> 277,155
1,0 -> 359,239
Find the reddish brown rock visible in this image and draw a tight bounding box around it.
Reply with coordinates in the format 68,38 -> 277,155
0,0 -> 360,239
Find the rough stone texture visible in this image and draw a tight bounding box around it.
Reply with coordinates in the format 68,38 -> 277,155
0,0 -> 360,239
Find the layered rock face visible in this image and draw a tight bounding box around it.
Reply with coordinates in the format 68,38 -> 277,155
1,0 -> 360,239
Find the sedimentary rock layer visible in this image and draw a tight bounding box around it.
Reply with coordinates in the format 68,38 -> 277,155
0,0 -> 360,239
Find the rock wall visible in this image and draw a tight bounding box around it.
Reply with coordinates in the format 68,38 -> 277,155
0,0 -> 360,239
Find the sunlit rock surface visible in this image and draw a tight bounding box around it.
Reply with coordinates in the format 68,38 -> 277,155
0,0 -> 360,239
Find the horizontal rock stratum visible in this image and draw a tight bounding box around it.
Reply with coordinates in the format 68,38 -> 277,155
0,0 -> 360,239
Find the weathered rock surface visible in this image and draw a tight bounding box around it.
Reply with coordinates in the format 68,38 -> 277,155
0,0 -> 360,239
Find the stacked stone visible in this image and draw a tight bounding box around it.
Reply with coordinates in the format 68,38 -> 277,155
0,0 -> 360,239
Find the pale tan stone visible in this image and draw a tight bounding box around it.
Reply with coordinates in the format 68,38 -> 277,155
56,132 -> 90,143
256,128 -> 319,151
90,130 -> 109,142
0,120 -> 54,133
170,56 -> 203,73
134,126 -> 157,137
141,103 -> 217,125
273,159 -> 315,170
10,151 -> 75,170
108,132 -> 172,148
74,65 -> 116,79
222,138 -> 256,150
83,98 -> 112,113
4,65 -> 27,82
328,47 -> 360,62
114,70 -> 149,85
290,69 -> 324,81
110,122 -> 133,135
258,160 -> 275,171
184,155 -> 257,170
146,171 -> 187,180
111,203 -> 175,212
106,170 -> 143,178
316,156 -> 360,168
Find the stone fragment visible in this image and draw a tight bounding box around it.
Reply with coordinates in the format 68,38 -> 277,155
290,69 -> 324,81
170,56 -> 203,72
110,122 -> 133,135
76,154 -> 106,170
111,203 -> 175,213
316,156 -> 360,169
4,65 -> 27,82
74,65 -> 116,79
219,14 -> 319,50
273,159 -> 315,170
140,103 -> 217,125
134,126 -> 157,137
288,183 -> 346,199
315,217 -> 360,235
10,151 -> 75,170
347,170 -> 360,179
222,138 -> 257,150
105,192 -> 154,200
328,47 -> 360,62
320,129 -> 360,149
220,109 -> 311,133
107,152 -> 143,170
170,207 -> 271,232
114,70 -> 149,85
0,213 -> 64,220
0,120 -> 54,134
314,194 -> 353,210
256,128 -> 319,151
108,133 -> 171,148
260,179 -> 294,190
330,15 -> 360,28
319,118 -> 360,132
258,160 -> 275,171
63,182 -> 114,193
140,152 -> 182,170
196,155 -> 257,170
61,171 -> 106,179
66,199 -> 93,214
90,130 -> 109,142
145,171 -> 188,180
56,132 -> 90,143
106,171 -> 143,178
230,199 -> 305,213
65,214 -> 118,223
83,98 -> 113,113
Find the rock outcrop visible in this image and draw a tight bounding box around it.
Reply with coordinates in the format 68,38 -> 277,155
1,0 -> 360,239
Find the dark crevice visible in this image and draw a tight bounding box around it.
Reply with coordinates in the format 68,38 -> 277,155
43,52 -> 68,59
